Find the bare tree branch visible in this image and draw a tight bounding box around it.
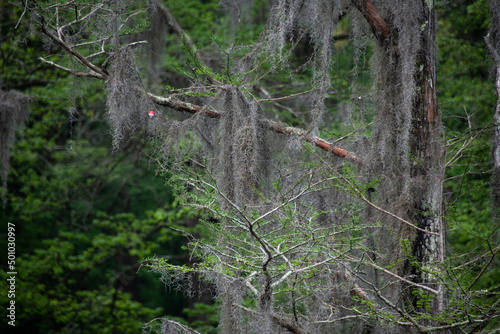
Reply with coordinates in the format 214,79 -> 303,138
351,0 -> 390,42
39,24 -> 108,77
58,1 -> 109,34
157,2 -> 220,84
310,148 -> 440,235
340,252 -> 440,295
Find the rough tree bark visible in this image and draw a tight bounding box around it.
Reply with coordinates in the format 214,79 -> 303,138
487,0 -> 500,226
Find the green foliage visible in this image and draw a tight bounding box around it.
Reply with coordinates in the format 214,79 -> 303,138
0,3 -> 199,331
411,289 -> 435,312
182,303 -> 219,333
437,0 -> 495,130
0,205 -> 193,332
0,100 -> 195,330
437,0 -> 500,296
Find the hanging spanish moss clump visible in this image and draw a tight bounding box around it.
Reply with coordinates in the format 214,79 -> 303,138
346,5 -> 372,125
367,3 -> 421,196
216,86 -> 266,206
353,2 -> 441,306
0,90 -> 30,203
216,276 -> 244,334
140,5 -> 168,87
106,47 -> 156,150
301,0 -> 344,132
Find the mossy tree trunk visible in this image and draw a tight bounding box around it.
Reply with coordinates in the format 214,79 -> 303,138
23,0 -> 500,331
353,0 -> 446,316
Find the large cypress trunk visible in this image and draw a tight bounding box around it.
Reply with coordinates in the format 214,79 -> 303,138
354,0 -> 446,322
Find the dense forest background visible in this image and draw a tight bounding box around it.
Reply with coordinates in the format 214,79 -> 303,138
1,0 -> 499,333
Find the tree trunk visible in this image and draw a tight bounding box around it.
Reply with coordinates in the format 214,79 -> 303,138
408,2 -> 446,314
488,1 -> 500,226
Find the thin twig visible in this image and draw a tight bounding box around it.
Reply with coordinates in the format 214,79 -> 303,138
312,148 -> 439,236
340,252 -> 440,295
256,87 -> 314,102
58,1 -> 109,33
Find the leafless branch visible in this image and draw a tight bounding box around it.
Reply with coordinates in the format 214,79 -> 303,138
145,90 -> 362,163
58,1 -> 109,33
40,25 -> 108,77
144,318 -> 202,334
341,252 -> 439,295
467,240 -> 498,290
237,304 -> 305,334
452,245 -> 500,270
156,2 -> 221,85
357,192 -> 439,236
311,148 -> 439,236
38,56 -> 106,79
256,87 -> 314,102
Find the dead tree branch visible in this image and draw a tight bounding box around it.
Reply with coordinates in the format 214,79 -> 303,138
146,91 -> 362,163
39,24 -> 108,77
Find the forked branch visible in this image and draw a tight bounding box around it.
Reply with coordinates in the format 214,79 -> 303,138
351,0 -> 390,42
